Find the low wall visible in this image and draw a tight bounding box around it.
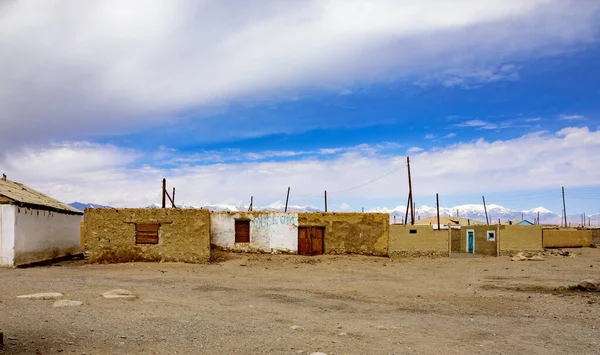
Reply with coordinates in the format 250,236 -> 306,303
211,211 -> 298,253
543,229 -> 593,248
297,213 -> 389,256
13,206 -> 82,266
499,225 -> 543,255
84,208 -> 211,263
388,225 -> 449,257
450,228 -> 461,252
592,229 -> 600,245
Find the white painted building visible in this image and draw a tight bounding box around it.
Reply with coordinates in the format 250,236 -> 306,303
211,211 -> 299,253
0,177 -> 83,267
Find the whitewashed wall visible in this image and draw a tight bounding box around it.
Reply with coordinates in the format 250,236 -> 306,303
12,207 -> 81,266
211,212 -> 299,253
0,205 -> 16,266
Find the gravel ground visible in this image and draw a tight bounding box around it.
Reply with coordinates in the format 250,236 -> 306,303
1,249 -> 599,355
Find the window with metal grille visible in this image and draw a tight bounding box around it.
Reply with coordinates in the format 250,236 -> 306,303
135,223 -> 159,244
235,220 -> 250,243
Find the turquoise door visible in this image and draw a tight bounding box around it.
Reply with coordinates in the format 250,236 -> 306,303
467,231 -> 474,253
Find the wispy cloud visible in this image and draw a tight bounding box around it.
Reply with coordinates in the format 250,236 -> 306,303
445,133 -> 457,138
523,117 -> 542,122
2,127 -> 600,208
560,114 -> 585,120
453,120 -> 498,130
425,134 -> 435,140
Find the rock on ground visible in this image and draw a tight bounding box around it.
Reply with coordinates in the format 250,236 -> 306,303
53,299 -> 83,307
17,292 -> 63,300
511,252 -> 544,261
102,289 -> 137,299
577,279 -> 600,291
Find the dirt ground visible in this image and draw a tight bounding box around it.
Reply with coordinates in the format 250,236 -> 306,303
1,249 -> 599,355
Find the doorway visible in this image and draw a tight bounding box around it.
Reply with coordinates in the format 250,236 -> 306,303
298,227 -> 324,256
466,229 -> 474,253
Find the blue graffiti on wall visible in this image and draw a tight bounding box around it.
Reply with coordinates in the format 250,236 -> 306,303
253,215 -> 296,228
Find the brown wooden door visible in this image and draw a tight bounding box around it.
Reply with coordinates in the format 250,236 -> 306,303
298,227 -> 311,255
310,227 -> 324,255
298,227 -> 324,256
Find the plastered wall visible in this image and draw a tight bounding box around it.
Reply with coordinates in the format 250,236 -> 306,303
210,212 -> 298,253
389,225 -> 449,257
85,208 -> 211,263
12,207 -> 81,266
0,205 -> 16,266
499,225 -> 543,254
592,229 -> 600,244
297,213 -> 389,256
543,229 -> 593,248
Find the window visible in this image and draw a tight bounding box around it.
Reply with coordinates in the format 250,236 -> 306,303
487,230 -> 496,242
135,223 -> 159,244
409,229 -> 417,234
235,220 -> 250,243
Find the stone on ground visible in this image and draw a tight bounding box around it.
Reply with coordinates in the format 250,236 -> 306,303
53,299 -> 83,307
577,279 -> 600,291
17,292 -> 63,300
309,353 -> 327,355
511,252 -> 544,261
102,289 -> 137,299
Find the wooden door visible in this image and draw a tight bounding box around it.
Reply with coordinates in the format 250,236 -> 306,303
310,227 -> 324,255
298,227 -> 311,255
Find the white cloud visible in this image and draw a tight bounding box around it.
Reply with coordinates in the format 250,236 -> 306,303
0,0 -> 598,147
523,117 -> 542,122
425,134 -> 435,140
453,120 -> 498,130
408,147 -> 424,153
445,133 -> 457,138
560,114 -> 585,120
2,127 -> 599,208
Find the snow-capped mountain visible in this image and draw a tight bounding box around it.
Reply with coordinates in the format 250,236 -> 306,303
69,202 -> 112,212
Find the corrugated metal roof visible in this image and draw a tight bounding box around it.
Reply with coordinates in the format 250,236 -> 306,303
0,178 -> 82,215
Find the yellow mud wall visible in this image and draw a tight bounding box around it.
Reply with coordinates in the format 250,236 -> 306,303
499,225 -> 542,254
592,229 -> 600,244
388,225 -> 449,257
84,208 -> 211,263
297,213 -> 389,256
543,229 -> 593,248
462,226 -> 497,256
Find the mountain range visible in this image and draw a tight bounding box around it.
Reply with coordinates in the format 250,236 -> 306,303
69,202 -> 599,227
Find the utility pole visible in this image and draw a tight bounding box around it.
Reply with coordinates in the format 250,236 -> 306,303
162,178 -> 166,208
537,211 -> 540,225
362,207 -> 364,213
172,187 -> 176,208
413,201 -> 416,225
562,186 -> 567,228
394,216 -> 396,224
248,196 -> 253,212
324,190 -> 328,212
436,193 -> 441,230
482,196 -> 489,225
284,187 -> 290,212
406,156 -> 415,225
404,196 -> 410,224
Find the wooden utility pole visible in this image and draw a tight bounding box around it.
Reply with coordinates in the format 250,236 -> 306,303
248,196 -> 253,211
537,211 -> 540,225
172,187 -> 176,208
406,156 -> 415,225
482,196 -> 489,225
324,190 -> 328,212
394,216 -> 396,224
284,187 -> 290,212
404,195 -> 410,224
413,201 -> 416,225
436,193 -> 441,230
562,186 -> 567,227
362,207 -> 364,213
162,178 -> 166,208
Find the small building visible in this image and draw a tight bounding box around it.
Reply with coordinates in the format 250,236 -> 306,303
0,177 -> 83,267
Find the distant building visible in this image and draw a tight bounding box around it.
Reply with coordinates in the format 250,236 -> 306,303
0,176 -> 82,267
515,220 -> 535,226
415,216 -> 483,229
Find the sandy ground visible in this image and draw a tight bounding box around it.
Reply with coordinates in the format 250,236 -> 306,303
1,249 -> 599,355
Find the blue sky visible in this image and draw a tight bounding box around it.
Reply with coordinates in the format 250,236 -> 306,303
0,0 -> 599,214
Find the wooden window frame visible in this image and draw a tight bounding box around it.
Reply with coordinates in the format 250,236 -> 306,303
135,223 -> 160,244
234,219 -> 251,243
